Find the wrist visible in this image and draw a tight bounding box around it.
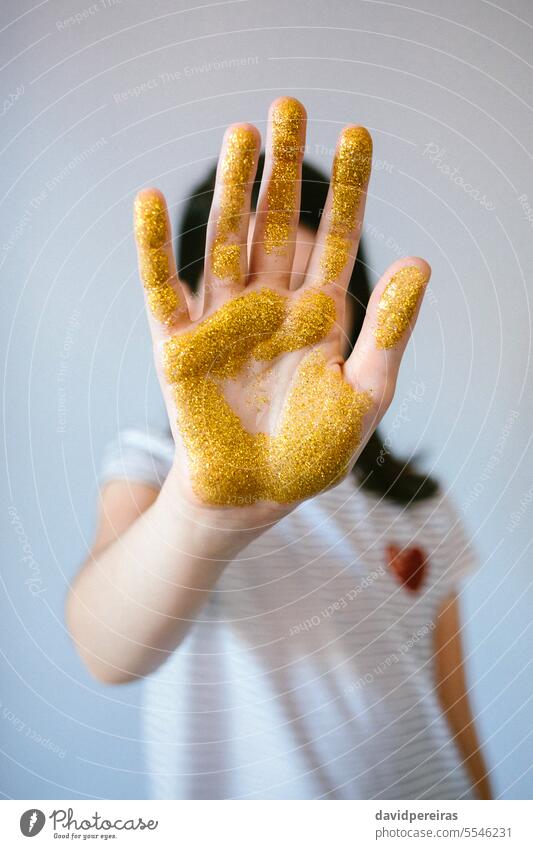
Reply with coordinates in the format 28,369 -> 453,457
152,467 -> 260,562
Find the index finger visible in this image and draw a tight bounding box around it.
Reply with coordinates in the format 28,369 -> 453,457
302,125 -> 372,299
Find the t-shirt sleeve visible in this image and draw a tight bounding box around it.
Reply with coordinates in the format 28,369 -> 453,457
429,492 -> 481,602
99,427 -> 174,490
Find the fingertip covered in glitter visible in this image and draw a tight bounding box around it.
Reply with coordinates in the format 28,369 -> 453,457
374,265 -> 429,349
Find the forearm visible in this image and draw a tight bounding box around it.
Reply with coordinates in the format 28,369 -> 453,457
435,595 -> 492,799
449,707 -> 492,800
67,475 -> 254,684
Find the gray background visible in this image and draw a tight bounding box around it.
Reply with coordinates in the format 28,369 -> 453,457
1,0 -> 532,799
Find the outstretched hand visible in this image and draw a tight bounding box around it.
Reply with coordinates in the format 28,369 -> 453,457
133,97 -> 430,518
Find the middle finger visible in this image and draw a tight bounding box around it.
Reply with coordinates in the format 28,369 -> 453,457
248,97 -> 307,289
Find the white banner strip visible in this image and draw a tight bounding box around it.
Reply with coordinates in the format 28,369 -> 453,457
1,799 -> 530,847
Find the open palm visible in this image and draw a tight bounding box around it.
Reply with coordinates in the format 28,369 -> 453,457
134,97 -> 430,521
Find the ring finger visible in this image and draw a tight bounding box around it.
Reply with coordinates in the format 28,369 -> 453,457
202,122 -> 260,314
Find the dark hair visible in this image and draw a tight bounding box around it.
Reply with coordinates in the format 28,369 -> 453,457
177,155 -> 438,504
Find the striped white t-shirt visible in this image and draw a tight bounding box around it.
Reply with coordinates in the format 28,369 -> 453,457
101,427 -> 478,800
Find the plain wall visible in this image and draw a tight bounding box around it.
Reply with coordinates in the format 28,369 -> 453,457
1,0 -> 532,799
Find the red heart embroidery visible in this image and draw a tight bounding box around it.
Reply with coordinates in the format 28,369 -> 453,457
387,544 -> 427,592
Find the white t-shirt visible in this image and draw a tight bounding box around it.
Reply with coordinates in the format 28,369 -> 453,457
101,427 -> 478,800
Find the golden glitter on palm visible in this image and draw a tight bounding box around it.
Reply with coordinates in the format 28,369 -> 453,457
134,97 -> 430,511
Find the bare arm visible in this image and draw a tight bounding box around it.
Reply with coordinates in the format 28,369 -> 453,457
66,472 -> 259,684
435,593 -> 492,800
